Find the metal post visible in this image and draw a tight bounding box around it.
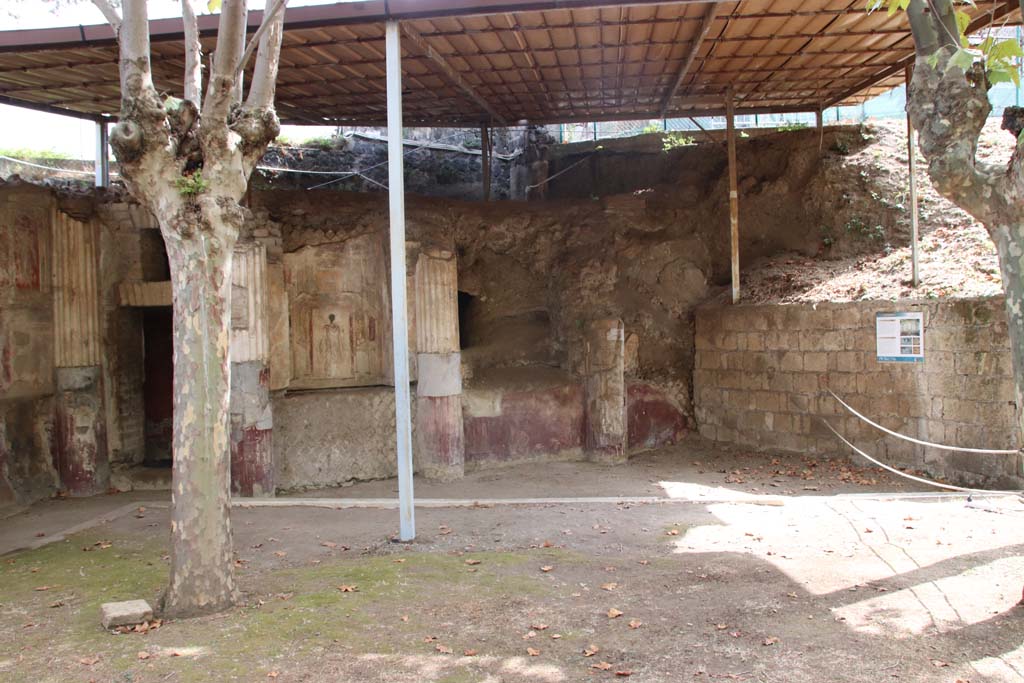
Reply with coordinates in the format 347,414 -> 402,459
481,124 -> 491,201
95,120 -> 110,188
385,20 -> 415,542
906,65 -> 920,288
816,107 -> 824,153
726,89 -> 740,305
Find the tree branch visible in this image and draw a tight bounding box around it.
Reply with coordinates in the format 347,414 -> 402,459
115,0 -> 153,102
202,0 -> 247,122
90,0 -> 122,37
905,0 -> 1009,227
181,0 -> 203,108
237,0 -> 288,83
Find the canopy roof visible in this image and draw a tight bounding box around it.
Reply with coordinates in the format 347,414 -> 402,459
0,0 -> 1019,126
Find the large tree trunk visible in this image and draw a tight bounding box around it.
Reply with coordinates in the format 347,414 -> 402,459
162,204 -> 240,617
990,225 -> 1024,448
905,0 -> 1024,449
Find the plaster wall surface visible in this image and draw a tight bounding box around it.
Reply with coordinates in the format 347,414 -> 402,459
694,297 -> 1022,488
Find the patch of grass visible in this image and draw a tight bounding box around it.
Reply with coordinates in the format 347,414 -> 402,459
1,538 -> 557,682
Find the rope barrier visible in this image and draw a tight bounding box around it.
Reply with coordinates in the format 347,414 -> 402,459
820,418 -> 1022,495
828,389 -> 1019,455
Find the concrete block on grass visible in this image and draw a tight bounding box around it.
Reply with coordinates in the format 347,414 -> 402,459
100,599 -> 153,629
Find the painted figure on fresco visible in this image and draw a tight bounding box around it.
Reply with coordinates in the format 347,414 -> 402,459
319,313 -> 344,377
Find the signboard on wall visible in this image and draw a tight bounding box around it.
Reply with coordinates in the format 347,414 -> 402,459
876,312 -> 924,363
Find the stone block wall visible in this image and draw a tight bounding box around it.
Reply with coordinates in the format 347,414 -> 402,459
694,297 -> 1022,488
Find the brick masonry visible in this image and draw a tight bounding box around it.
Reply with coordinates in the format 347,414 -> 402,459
694,297 -> 1023,488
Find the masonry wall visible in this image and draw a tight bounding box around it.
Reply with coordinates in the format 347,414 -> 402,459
694,297 -> 1022,488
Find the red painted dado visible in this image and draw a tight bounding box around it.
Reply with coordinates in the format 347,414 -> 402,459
231,426 -> 273,497
416,395 -> 464,471
464,384 -> 585,465
627,382 -> 687,451
53,403 -> 108,496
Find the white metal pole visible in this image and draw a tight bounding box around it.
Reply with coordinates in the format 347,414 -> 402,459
385,21 -> 416,541
95,120 -> 110,188
905,65 -> 920,288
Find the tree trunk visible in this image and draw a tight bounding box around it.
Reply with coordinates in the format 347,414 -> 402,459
990,225 -> 1024,448
161,207 -> 238,618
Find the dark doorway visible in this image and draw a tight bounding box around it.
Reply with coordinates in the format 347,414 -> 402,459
143,307 -> 174,467
458,291 -> 476,350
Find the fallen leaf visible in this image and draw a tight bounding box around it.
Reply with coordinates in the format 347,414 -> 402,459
393,558 -> 406,564
49,600 -> 64,608
267,672 -> 279,679
273,551 -> 287,558
33,586 -> 53,591
137,652 -> 150,660
531,623 -> 549,631
463,649 -> 478,657
551,634 -> 562,639
542,540 -> 554,548
607,608 -> 624,619
423,636 -> 438,643
436,644 -> 453,655
522,631 -> 537,640
400,615 -> 409,622
79,656 -> 100,666
763,637 -> 778,646
637,560 -> 650,566
320,541 -> 337,548
540,566 -> 554,573
601,583 -> 618,591
337,585 -> 358,593
716,624 -> 728,630
583,645 -> 600,657
616,670 -> 632,677
526,647 -> 540,657
628,620 -> 642,629
465,559 -> 481,566
931,660 -> 950,668
666,529 -> 680,536
592,661 -> 613,671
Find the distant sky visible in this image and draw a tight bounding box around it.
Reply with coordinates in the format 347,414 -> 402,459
0,1 -> 349,159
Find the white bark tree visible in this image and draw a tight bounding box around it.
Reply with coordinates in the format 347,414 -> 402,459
899,0 -> 1024,450
92,0 -> 287,617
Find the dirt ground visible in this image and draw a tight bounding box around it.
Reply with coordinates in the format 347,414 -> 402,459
2,443 -> 1023,683
740,120 -> 1011,305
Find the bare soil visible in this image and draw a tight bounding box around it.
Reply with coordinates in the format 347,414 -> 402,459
3,445 -> 1022,683
739,120 -> 1012,304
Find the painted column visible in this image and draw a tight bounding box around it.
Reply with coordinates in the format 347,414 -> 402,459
228,243 -> 274,497
52,211 -> 109,495
414,248 -> 464,481
584,318 -> 627,464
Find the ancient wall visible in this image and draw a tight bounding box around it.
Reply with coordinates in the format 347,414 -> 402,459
0,185 -> 57,505
694,298 -> 1022,488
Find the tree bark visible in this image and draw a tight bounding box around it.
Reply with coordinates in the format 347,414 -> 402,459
162,206 -> 239,617
905,0 -> 1024,449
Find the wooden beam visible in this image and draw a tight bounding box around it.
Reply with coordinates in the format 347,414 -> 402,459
400,22 -> 508,127
659,3 -> 720,118
726,88 -> 740,305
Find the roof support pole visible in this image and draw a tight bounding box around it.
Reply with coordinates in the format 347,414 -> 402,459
385,20 -> 415,542
816,107 -> 824,154
905,65 -> 920,289
726,88 -> 740,304
481,124 -> 491,201
95,119 -> 109,188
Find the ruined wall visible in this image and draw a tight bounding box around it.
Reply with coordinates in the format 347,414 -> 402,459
0,184 -> 56,505
694,298 -> 1022,488
255,129 -> 519,200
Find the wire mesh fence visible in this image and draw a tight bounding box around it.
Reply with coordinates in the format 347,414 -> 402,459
549,81 -> 1024,144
